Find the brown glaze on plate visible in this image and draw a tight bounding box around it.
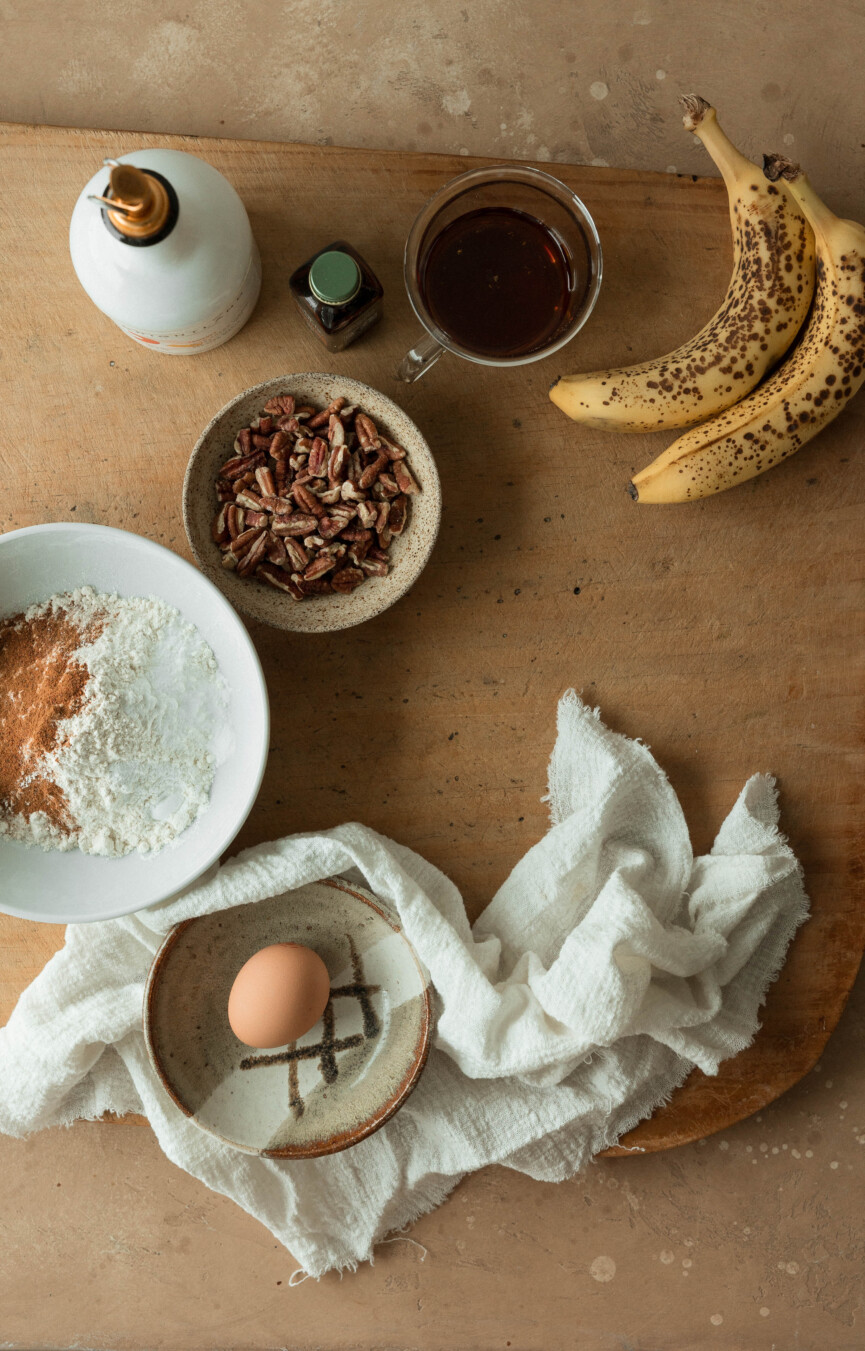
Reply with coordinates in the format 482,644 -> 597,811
182,373 -> 442,632
143,879 -> 432,1158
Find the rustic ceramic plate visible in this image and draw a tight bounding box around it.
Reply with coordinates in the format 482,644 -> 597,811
143,879 -> 432,1157
183,373 -> 442,632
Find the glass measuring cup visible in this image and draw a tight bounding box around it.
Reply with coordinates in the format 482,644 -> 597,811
397,164 -> 602,382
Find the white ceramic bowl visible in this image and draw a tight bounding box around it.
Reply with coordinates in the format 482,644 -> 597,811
0,523 -> 269,924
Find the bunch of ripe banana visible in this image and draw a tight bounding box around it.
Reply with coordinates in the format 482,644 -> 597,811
549,95 -> 865,503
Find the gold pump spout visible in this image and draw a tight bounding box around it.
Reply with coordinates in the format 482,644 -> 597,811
88,163 -> 171,239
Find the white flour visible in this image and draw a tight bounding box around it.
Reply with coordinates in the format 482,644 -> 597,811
3,587 -> 230,858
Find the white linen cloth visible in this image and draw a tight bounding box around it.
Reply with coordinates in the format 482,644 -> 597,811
0,693 -> 808,1277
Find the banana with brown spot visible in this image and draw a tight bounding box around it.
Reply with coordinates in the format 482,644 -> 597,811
549,96 -> 815,432
630,157 -> 865,503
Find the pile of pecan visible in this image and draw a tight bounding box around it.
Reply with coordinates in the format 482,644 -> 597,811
211,395 -> 418,599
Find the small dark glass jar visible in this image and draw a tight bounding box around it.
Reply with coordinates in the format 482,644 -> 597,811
289,241 -> 384,352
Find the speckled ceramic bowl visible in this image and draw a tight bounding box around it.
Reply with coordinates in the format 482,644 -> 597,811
183,374 -> 441,632
143,879 -> 432,1157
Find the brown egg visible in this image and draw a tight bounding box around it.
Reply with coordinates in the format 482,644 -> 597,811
227,943 -> 331,1048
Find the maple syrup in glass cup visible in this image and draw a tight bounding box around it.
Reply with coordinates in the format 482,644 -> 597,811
397,164 -> 602,382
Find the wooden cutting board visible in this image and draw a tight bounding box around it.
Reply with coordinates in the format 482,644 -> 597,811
1,121 -> 862,1155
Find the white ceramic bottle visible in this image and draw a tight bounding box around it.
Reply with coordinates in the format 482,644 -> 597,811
69,149 -> 261,355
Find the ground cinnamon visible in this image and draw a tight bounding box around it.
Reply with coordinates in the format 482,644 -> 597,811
0,605 -> 99,834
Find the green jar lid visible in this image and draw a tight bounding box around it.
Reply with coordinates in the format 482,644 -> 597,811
308,250 -> 361,305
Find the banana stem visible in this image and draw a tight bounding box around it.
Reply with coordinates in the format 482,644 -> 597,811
680,95 -> 754,191
763,153 -> 839,242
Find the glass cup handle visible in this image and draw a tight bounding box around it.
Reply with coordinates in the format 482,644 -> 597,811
396,331 -> 444,383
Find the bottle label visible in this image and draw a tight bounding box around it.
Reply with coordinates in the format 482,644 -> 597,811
118,247 -> 262,355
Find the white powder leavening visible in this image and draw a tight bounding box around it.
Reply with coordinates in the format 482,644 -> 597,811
1,587 -> 231,858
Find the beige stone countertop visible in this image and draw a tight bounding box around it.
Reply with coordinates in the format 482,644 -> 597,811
1,1 -> 863,1347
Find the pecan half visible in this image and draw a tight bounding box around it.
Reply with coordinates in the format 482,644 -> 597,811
304,553 -> 338,580
379,433 -> 407,461
328,445 -> 349,481
299,576 -> 333,595
331,566 -> 365,593
356,501 -> 378,528
264,394 -> 295,416
221,450 -> 265,480
307,439 -> 329,477
283,537 -> 309,570
271,513 -> 320,537
318,515 -> 347,540
255,465 -> 276,497
393,462 -> 419,495
359,451 -> 388,490
308,397 -> 346,429
347,536 -> 372,565
212,506 -> 230,545
292,482 -> 326,517
237,531 -> 268,577
230,525 -> 266,557
265,533 -> 288,567
355,413 -> 381,450
258,562 -> 304,598
327,415 -> 346,449
388,494 -> 408,534
340,524 -> 372,542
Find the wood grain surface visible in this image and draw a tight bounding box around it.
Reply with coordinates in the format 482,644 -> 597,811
0,121 -> 862,1156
